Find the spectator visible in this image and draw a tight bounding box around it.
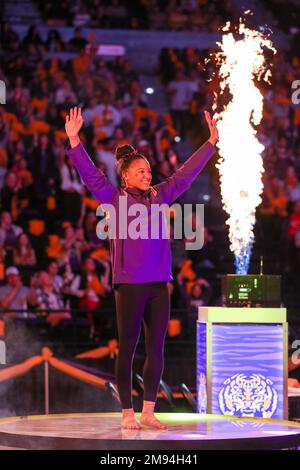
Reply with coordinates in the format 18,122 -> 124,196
0,112 -> 9,151
45,29 -> 64,52
76,257 -> 111,338
188,279 -> 213,309
275,137 -> 294,177
2,22 -> 19,47
83,210 -> 104,250
47,260 -> 63,293
58,225 -> 83,271
285,166 -> 300,203
92,94 -> 122,139
96,138 -> 118,186
22,25 -> 43,49
177,273 -> 212,336
60,261 -> 81,309
0,171 -> 21,215
30,271 -> 71,327
68,27 -> 88,52
123,79 -> 148,109
0,266 -> 35,319
9,75 -> 30,106
166,70 -> 194,139
59,156 -> 83,225
114,98 -> 134,130
13,233 -> 36,266
288,200 -> 300,239
54,80 -> 77,105
261,177 -> 288,217
0,212 -> 23,259
29,133 -> 57,199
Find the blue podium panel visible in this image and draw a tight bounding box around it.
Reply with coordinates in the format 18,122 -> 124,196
197,322 -> 207,414
197,307 -> 288,420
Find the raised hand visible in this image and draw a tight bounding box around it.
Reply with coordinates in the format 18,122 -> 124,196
204,110 -> 219,146
65,107 -> 84,145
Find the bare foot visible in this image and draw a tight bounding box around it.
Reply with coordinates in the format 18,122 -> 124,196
121,416 -> 142,430
140,413 -> 168,429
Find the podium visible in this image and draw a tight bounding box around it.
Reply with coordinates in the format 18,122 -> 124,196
197,307 -> 288,419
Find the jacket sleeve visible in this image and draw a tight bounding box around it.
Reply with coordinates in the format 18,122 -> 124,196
154,141 -> 216,205
66,142 -> 118,204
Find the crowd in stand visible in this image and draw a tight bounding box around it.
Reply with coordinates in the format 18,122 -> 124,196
2,15 -> 300,343
160,45 -> 300,302
33,0 -> 233,32
1,23 -> 217,341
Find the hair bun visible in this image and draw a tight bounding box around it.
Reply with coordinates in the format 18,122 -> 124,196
115,144 -> 137,161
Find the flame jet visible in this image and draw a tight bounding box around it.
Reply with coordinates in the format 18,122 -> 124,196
213,21 -> 276,274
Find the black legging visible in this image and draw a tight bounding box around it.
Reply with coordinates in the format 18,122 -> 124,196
114,282 -> 170,409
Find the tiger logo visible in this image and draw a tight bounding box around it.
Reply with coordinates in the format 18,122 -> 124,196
219,373 -> 278,418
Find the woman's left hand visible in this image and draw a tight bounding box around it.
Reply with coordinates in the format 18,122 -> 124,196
204,110 -> 219,146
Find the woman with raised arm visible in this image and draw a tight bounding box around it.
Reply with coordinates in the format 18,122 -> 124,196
65,106 -> 218,430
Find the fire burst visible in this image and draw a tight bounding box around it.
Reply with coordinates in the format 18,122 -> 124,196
213,21 -> 276,274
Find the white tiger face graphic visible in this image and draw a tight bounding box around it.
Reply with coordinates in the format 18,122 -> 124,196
219,373 -> 278,418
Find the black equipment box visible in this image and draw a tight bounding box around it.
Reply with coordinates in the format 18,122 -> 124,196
221,274 -> 281,307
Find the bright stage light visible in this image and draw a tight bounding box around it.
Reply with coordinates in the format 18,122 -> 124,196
145,87 -> 154,94
214,21 -> 276,274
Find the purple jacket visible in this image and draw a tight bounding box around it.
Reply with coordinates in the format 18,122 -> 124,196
67,141 -> 215,285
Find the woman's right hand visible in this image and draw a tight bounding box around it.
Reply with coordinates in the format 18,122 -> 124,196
65,107 -> 84,145
204,110 -> 218,146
